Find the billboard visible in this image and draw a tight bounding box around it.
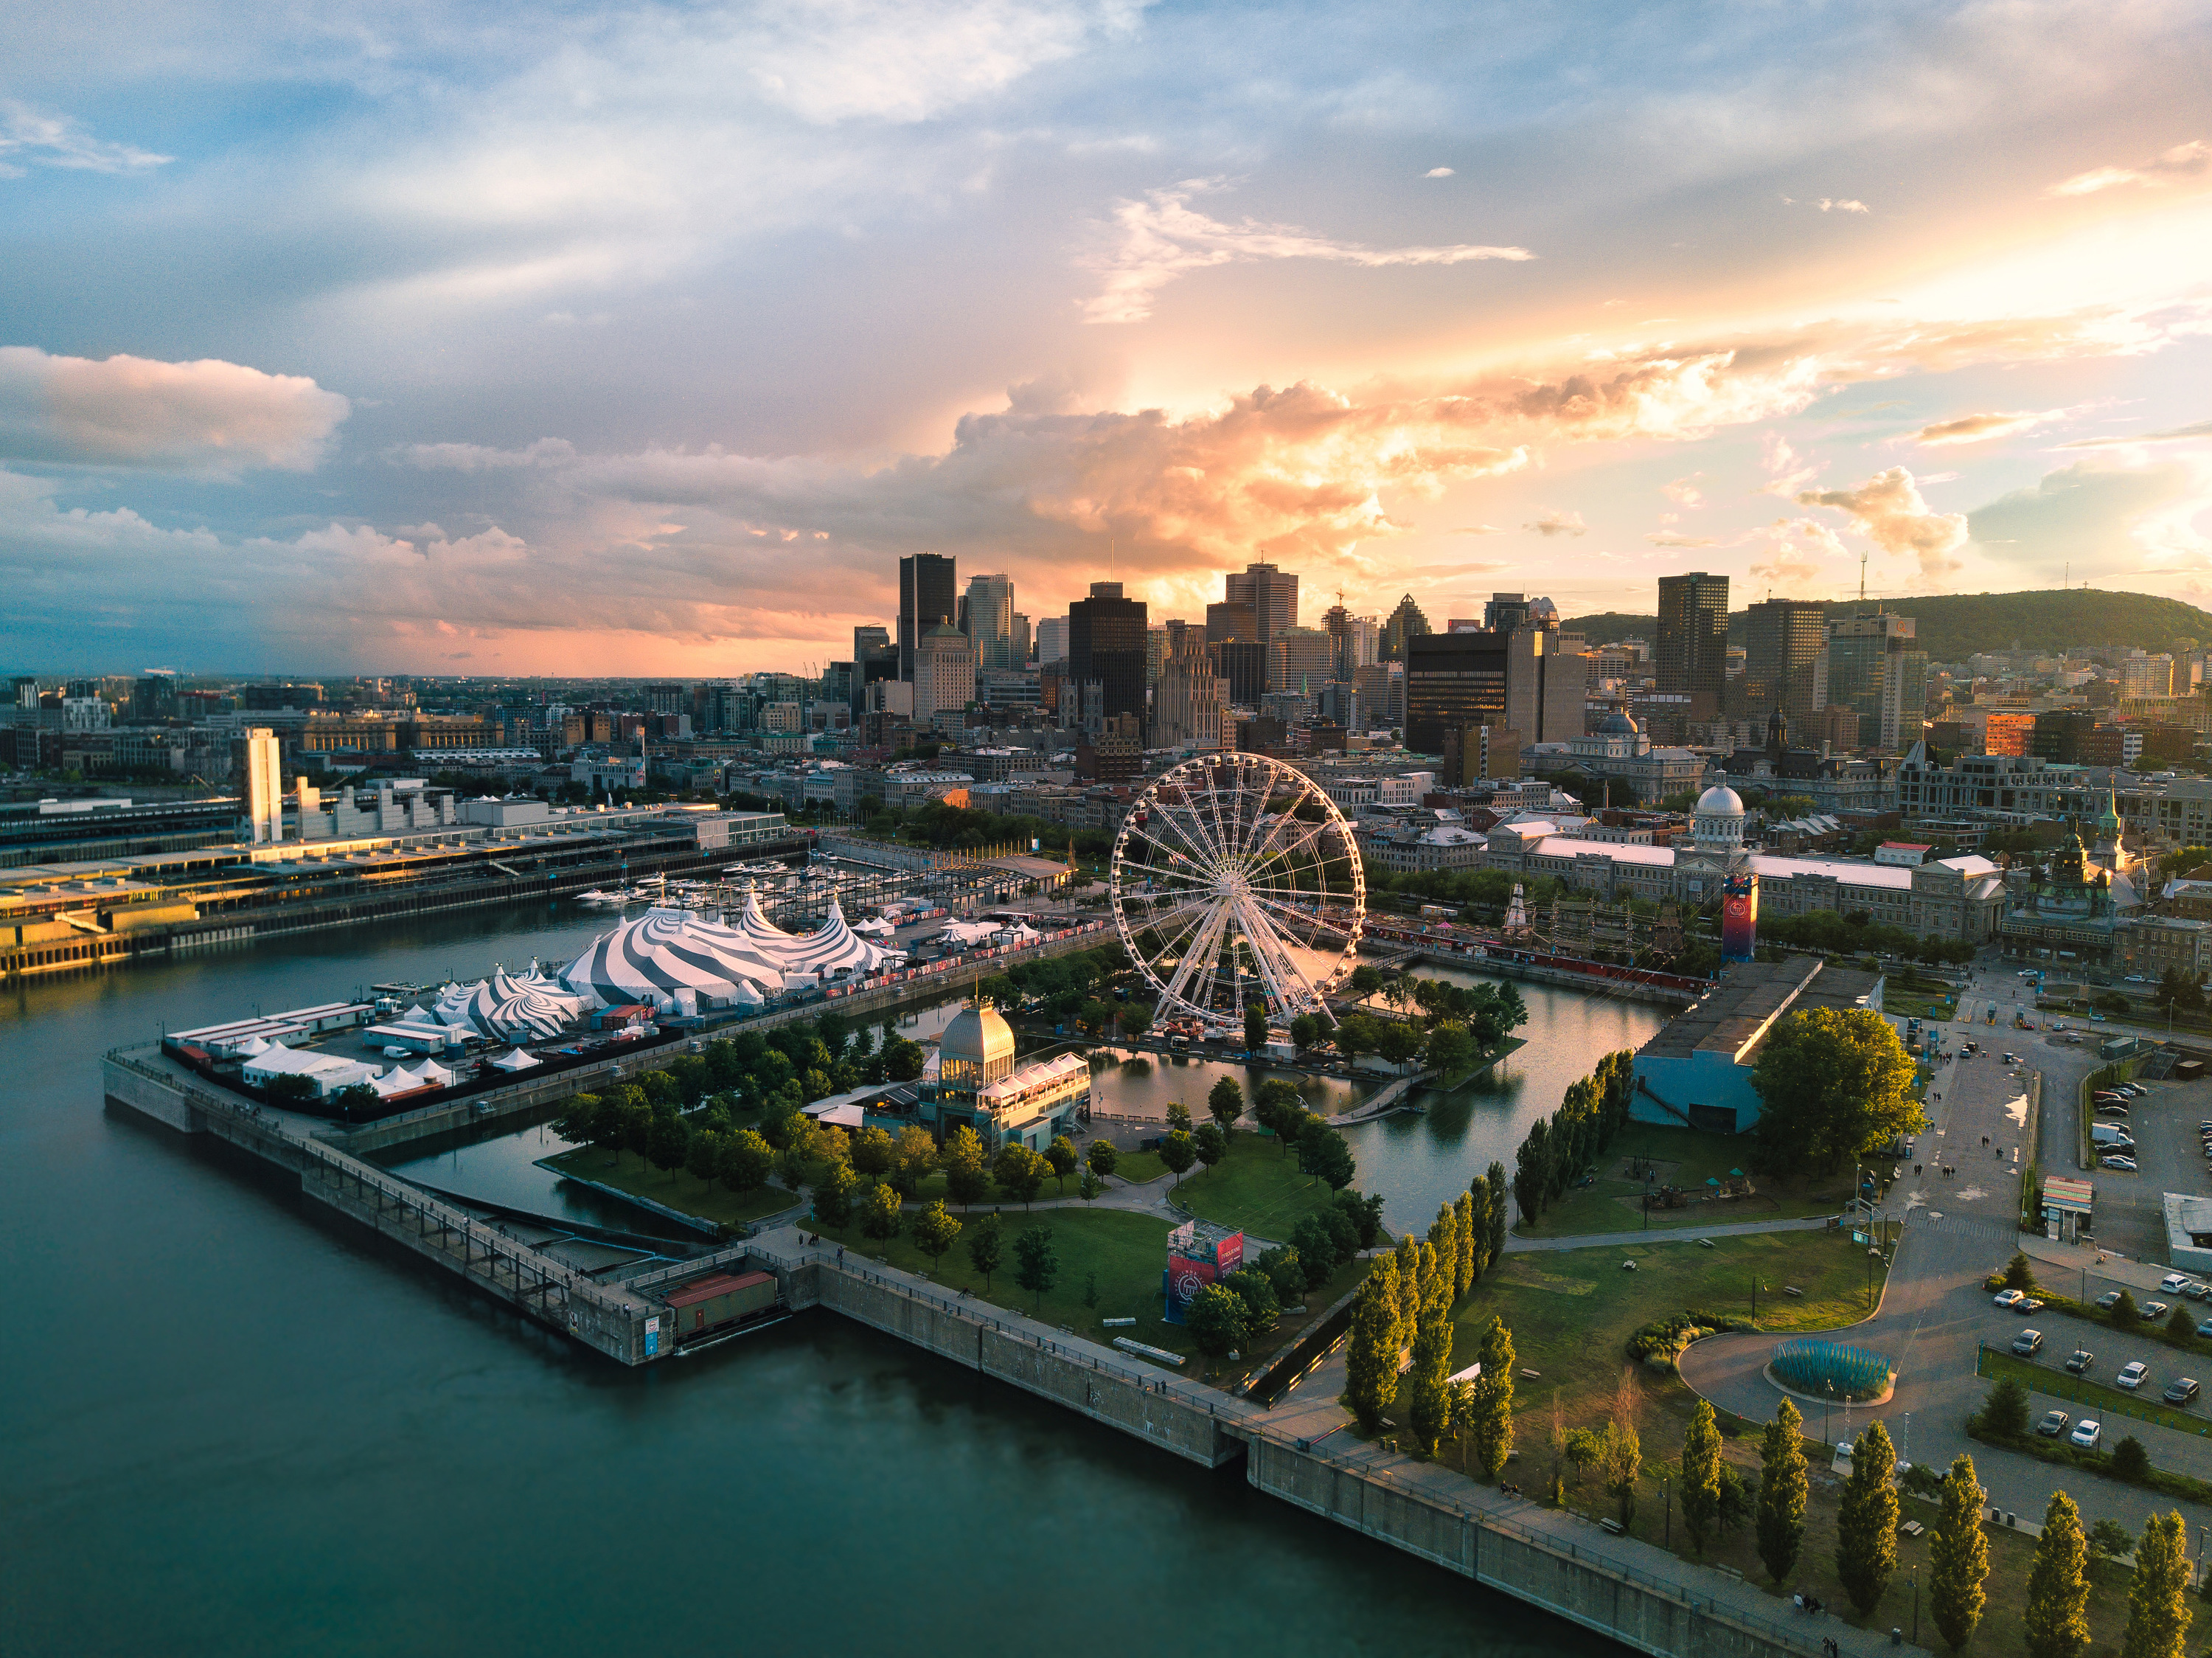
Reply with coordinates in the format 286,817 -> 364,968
1720,870 -> 1759,962
1162,1220 -> 1245,1323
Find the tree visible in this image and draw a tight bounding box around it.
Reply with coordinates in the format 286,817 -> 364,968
1296,1123 -> 1357,1190
1343,1263 -> 1402,1432
1453,1189 -> 1480,1294
2025,1491 -> 2092,1658
850,1125 -> 896,1179
1405,1304 -> 1454,1456
911,1199 -> 961,1268
1186,1283 -> 1251,1377
1085,1137 -> 1120,1178
860,1179 -> 903,1241
1375,1020 -> 1422,1072
2124,1512 -> 2193,1658
1221,1267 -> 1279,1334
1679,1398 -> 1723,1555
992,1143 -> 1048,1207
2113,1435 -> 2153,1482
1044,1135 -> 1079,1195
1835,1418 -> 1899,1614
945,1125 -> 991,1209
1192,1122 -> 1228,1171
686,1128 -> 723,1190
1601,1374 -> 1642,1527
1253,1079 -> 1305,1156
882,1037 -> 927,1082
552,1092 -> 602,1147
967,1212 -> 1004,1290
891,1125 -> 938,1198
812,1160 -> 857,1228
1207,1076 -> 1244,1131
1469,1318 -> 1516,1479
2091,1519 -> 2139,1582
2112,1288 -> 2141,1331
1289,1013 -> 1324,1054
1012,1224 -> 1058,1311
1425,1021 -> 1475,1078
1977,1375 -> 2032,1439
1748,1007 -> 1919,1172
2168,1302 -> 2197,1340
647,1111 -> 691,1182
1929,1454 -> 1990,1651
1756,1398 -> 1809,1585
1255,1246 -> 1305,1305
1118,1000 -> 1154,1039
2003,1250 -> 2039,1290
1427,1203 -> 1460,1307
1164,1100 -> 1194,1134
718,1128 -> 773,1196
1334,1188 -> 1385,1250
590,1095 -> 629,1165
1290,1215 -> 1340,1287
1483,1163 -> 1509,1266
1159,1129 -> 1197,1187
1244,1000 -> 1268,1053
1716,1463 -> 1751,1542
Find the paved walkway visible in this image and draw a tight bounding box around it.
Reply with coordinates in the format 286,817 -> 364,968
1504,1216 -> 1835,1254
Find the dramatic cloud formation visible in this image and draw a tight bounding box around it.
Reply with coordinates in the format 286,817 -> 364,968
0,100 -> 169,176
0,347 -> 350,473
1085,179 -> 1534,324
1797,467 -> 1969,580
2051,138 -> 2211,196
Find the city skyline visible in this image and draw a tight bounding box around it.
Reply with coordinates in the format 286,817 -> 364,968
3,2 -> 2209,673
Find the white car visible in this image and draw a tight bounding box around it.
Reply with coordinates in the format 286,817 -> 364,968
1993,1288 -> 2025,1308
2163,1274 -> 2191,1294
2118,1362 -> 2151,1391
2102,1156 -> 2139,1171
2071,1419 -> 2103,1448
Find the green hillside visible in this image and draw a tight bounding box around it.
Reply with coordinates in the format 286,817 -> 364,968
1562,590 -> 2212,662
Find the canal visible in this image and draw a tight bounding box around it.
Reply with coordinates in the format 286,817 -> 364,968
2,901 -> 1630,1657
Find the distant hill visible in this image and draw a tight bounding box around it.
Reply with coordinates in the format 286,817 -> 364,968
1561,590 -> 2212,662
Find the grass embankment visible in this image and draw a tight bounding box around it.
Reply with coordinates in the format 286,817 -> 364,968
1978,1347 -> 2212,1440
1174,1131 -> 1343,1239
1511,1123 -> 1857,1239
1428,1034 -> 1526,1089
541,1147 -> 800,1228
802,1204 -> 1368,1383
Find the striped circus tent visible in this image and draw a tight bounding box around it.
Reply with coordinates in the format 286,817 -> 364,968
732,887 -> 888,978
560,906 -> 779,1010
428,969 -> 590,1040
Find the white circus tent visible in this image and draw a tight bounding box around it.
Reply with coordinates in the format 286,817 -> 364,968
561,895 -> 891,1013
731,887 -> 887,979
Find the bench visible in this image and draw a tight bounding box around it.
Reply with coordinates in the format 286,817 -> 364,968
1599,1517 -> 1625,1536
1783,1286 -> 1805,1297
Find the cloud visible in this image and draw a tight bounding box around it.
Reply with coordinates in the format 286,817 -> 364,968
1780,195 -> 1871,213
1647,532 -> 1719,547
2061,419 -> 2212,449
1795,465 -> 1967,579
1662,474 -> 1704,507
0,100 -> 169,178
1914,409 -> 2062,445
0,347 -> 350,473
1084,178 -> 1534,324
1526,510 -> 1587,537
1424,167 -> 1454,178
2051,139 -> 2211,196
1969,457 -> 2208,570
1451,523 -> 1505,535
396,437 -> 579,472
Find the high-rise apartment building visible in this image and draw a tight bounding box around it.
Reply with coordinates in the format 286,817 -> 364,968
1406,630 -> 1509,754
1380,594 -> 1430,662
1068,581 -> 1148,724
1656,572 -> 1729,721
897,552 -> 957,681
1741,598 -> 1827,723
242,727 -> 283,844
1224,561 -> 1299,642
962,573 -> 1017,670
1353,662 -> 1406,729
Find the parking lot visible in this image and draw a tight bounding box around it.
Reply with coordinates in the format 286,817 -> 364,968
2075,1067 -> 2212,1259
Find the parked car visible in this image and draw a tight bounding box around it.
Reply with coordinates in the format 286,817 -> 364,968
2071,1419 -> 2103,1449
2146,1301 -> 2172,1318
2164,1378 -> 2201,1404
2098,1290 -> 2125,1309
2119,1361 -> 2151,1390
2067,1349 -> 2096,1374
2188,1282 -> 2212,1301
2018,1297 -> 2047,1314
2014,1329 -> 2045,1355
2121,1083 -> 2148,1097
2098,1106 -> 2129,1118
1994,1288 -> 2026,1308
2102,1156 -> 2139,1171
2163,1274 -> 2191,1293
2195,1317 -> 2212,1339
2038,1409 -> 2072,1436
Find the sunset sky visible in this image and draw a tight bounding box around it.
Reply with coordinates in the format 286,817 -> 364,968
4,0 -> 2210,674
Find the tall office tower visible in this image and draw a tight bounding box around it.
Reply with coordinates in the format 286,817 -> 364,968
1268,626 -> 1332,693
1068,581 -> 1148,724
1150,648 -> 1231,751
1380,594 -> 1430,662
131,672 -> 178,724
898,552 -> 957,681
1034,616 -> 1068,665
1349,614 -> 1380,670
1405,630 -> 1509,754
1162,617 -> 1206,660
1820,611 -> 1918,749
243,727 -> 283,844
1208,638 -> 1267,704
1504,625 -> 1587,744
1224,561 -> 1299,642
1741,598 -> 1827,723
914,622 -> 979,724
1656,572 -> 1730,721
1205,600 -> 1257,642
1010,613 -> 1032,665
1144,625 -> 1168,686
962,573 -> 1016,670
1353,661 -> 1405,729
853,623 -> 891,659
1483,592 -> 1533,634
1324,603 -> 1354,682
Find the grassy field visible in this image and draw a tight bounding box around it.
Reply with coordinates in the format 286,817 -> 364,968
540,1147 -> 801,1228
1512,1123 -> 1858,1239
1173,1131 -> 1342,1239
801,1203 -> 1368,1382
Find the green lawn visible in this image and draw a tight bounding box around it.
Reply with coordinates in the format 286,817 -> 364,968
540,1147 -> 801,1229
1173,1131 -> 1343,1240
1980,1347 -> 2212,1440
1512,1123 -> 1857,1238
801,1203 -> 1369,1383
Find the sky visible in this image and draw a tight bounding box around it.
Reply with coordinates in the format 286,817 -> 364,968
3,0 -> 2211,676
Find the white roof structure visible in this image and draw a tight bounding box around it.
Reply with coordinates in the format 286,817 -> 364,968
240,1044 -> 382,1097
490,1048 -> 540,1072
560,894 -> 891,1012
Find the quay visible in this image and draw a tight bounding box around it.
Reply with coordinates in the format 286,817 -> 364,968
1367,937 -> 1705,1008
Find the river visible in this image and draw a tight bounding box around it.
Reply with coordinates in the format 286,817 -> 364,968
1,900 -> 1632,1656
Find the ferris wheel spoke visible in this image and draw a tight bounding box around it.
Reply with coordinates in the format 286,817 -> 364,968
1161,895 -> 1234,1011
1249,890 -> 1356,946
1234,896 -> 1322,1021
1121,819 -> 1214,878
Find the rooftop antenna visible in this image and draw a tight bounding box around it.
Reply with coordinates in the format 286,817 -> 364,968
1858,549 -> 1868,607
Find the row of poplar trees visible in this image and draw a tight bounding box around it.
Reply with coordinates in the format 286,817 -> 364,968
1345,1162 -> 1514,1462
1512,1049 -> 1635,1226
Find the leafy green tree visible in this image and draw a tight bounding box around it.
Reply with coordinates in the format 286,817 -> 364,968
686,1128 -> 723,1190
2003,1250 -> 2039,1290
1469,1317 -> 1517,1480
1343,1261 -> 1402,1432
1978,1374 -> 2032,1438
1405,1303 -> 1454,1456
1748,1007 -> 1920,1173
1289,1013 -> 1325,1053
1290,1214 -> 1340,1288
1012,1224 -> 1058,1311
1756,1398 -> 1809,1585
1186,1283 -> 1251,1377
1679,1398 -> 1723,1554
1085,1137 -> 1119,1178
944,1125 -> 991,1208
1244,1000 -> 1268,1053
859,1179 -> 903,1241
2168,1302 -> 2197,1340
2112,1288 -> 2141,1331
1077,1169 -> 1104,1201
967,1212 -> 1004,1289
1449,1381 -> 1482,1473
1297,1123 -> 1356,1190
1600,1376 -> 1642,1527
1427,1202 -> 1460,1306
910,1199 -> 961,1268
2091,1519 -> 2138,1582
1192,1122 -> 1228,1171
552,1092 -> 602,1147
1716,1463 -> 1751,1541
1253,1078 -> 1305,1155
1254,1246 -> 1305,1305
1425,1021 -> 1475,1077
1930,1454 -> 1989,1651
2124,1512 -> 2193,1658
1334,1188 -> 1385,1250
1454,1189 -> 1480,1293
2114,1435 -> 2153,1482
812,1160 -> 857,1228
1044,1134 -> 1079,1194
1165,1101 -> 1194,1134
992,1143 -> 1048,1207
647,1111 -> 691,1181
1207,1076 -> 1244,1131
1513,1117 -> 1551,1224
2025,1491 -> 2092,1658
1835,1418 -> 1899,1614
1483,1162 -> 1509,1265
1221,1267 -> 1280,1335
850,1125 -> 896,1179
717,1128 -> 773,1195
890,1125 -> 938,1197
1159,1129 -> 1197,1187
590,1095 -> 629,1165
882,1037 -> 927,1081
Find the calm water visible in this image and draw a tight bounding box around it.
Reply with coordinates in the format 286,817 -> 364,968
0,900 -> 1624,1657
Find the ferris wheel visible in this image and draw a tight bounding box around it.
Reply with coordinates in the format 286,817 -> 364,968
1108,752 -> 1365,1030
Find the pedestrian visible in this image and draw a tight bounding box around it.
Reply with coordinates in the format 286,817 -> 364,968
838,1245 -> 845,1264
1794,1591 -> 1805,1612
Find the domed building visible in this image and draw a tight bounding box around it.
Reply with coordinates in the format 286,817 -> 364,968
1691,777 -> 1747,856
870,993 -> 1092,1154
937,999 -> 1017,1097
